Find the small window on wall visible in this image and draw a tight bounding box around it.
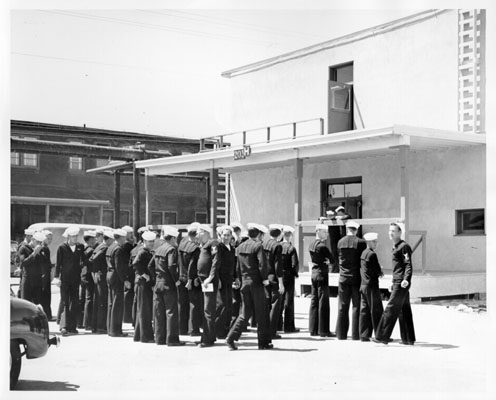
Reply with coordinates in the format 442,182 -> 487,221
195,212 -> 207,224
456,209 -> 485,235
69,157 -> 83,170
103,210 -> 114,227
151,212 -> 162,225
164,211 -> 177,225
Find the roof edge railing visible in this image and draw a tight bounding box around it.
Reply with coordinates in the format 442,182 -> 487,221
199,117 -> 324,152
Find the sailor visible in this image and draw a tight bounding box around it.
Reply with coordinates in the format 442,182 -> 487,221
263,224 -> 285,339
358,232 -> 384,341
79,230 -> 97,331
132,230 -> 156,343
17,228 -> 35,297
278,225 -> 300,333
308,224 -> 335,337
335,220 -> 366,340
20,230 -> 46,305
226,223 -> 272,350
374,223 -> 416,345
40,230 -> 54,319
148,226 -> 184,346
105,228 -> 130,337
121,225 -> 136,325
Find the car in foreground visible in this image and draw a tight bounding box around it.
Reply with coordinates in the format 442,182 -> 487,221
10,291 -> 59,389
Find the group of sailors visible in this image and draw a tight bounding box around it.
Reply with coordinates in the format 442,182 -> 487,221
15,214 -> 415,350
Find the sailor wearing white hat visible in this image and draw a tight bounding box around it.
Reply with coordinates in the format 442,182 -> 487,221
88,229 -> 115,333
148,224 -> 184,346
120,227 -> 137,325
335,220 -> 366,341
131,230 -> 156,343
54,225 -> 85,336
105,227 -> 132,337
79,230 -> 98,331
279,225 -> 300,333
95,228 -> 105,244
358,232 -> 384,342
308,223 -> 335,337
18,228 -> 35,251
19,230 -> 48,305
40,230 -> 54,319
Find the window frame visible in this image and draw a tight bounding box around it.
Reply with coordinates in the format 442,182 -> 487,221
195,212 -> 208,224
11,135 -> 40,169
455,208 -> 485,236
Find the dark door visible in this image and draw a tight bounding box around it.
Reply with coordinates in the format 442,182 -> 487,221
328,81 -> 353,133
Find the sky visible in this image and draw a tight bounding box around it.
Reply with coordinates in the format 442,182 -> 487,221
10,8 -> 420,139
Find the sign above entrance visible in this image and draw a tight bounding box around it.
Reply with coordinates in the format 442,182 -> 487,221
234,145 -> 252,160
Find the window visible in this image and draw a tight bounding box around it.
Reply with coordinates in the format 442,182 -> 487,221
68,141 -> 83,171
456,209 -> 485,235
195,212 -> 207,224
103,210 -> 114,227
321,177 -> 362,219
11,136 -> 39,168
328,62 -> 354,134
151,212 -> 163,225
120,210 -> 130,226
163,211 -> 177,225
11,152 -> 20,166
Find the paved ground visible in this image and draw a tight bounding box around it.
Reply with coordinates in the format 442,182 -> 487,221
8,281 -> 492,398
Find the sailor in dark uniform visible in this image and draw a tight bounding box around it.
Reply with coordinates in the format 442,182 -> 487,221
79,230 -> 97,331
263,224 -> 285,339
308,224 -> 335,337
89,230 -> 114,333
121,226 -> 136,325
40,230 -> 53,319
17,228 -> 35,298
335,220 -> 366,340
358,232 -> 384,341
374,222 -> 415,345
105,228 -> 131,337
129,227 -> 147,326
132,230 -> 156,343
19,230 -> 46,305
148,226 -> 184,346
279,225 -> 299,333
230,224 -> 246,328
226,223 -> 272,351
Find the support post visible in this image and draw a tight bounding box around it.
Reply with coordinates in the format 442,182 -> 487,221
242,131 -> 246,145
294,158 -> 304,270
114,171 -> 121,228
267,127 -> 271,143
45,204 -> 50,223
133,164 -> 141,236
293,122 -> 297,138
99,205 -> 104,226
210,168 -> 218,234
399,145 -> 410,244
145,173 -> 151,226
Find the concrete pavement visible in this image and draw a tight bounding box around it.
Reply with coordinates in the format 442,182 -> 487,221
8,281 -> 490,398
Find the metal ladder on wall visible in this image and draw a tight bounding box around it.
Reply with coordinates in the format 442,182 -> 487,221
216,172 -> 228,225
458,9 -> 486,134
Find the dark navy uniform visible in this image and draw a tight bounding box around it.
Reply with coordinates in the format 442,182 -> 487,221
227,238 -> 271,348
177,238 -> 193,335
230,236 -> 248,328
308,239 -> 334,336
105,242 -> 128,336
19,244 -> 45,305
263,238 -> 283,338
215,241 -> 236,339
197,239 -> 220,346
358,248 -> 384,340
183,240 -> 202,335
121,241 -> 136,324
148,242 -> 181,345
132,246 -> 154,342
89,242 -> 109,332
40,244 -> 53,319
129,242 -> 144,325
376,240 -> 415,344
17,242 -> 34,299
79,244 -> 95,330
279,241 -> 299,332
335,235 -> 366,340
56,242 -> 85,333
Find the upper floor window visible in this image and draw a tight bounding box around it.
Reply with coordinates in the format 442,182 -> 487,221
68,141 -> 83,171
11,136 -> 39,168
456,209 -> 485,235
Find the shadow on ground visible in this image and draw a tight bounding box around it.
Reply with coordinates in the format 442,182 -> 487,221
14,380 -> 79,391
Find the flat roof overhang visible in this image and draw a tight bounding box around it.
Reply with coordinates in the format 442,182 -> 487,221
135,125 -> 485,176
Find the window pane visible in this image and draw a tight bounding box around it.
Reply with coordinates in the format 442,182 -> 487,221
23,153 -> 38,167
103,210 -> 114,228
195,212 -> 207,224
120,211 -> 130,226
332,88 -> 350,110
345,183 -> 362,197
11,152 -> 20,165
50,206 -> 83,224
69,157 -> 82,170
462,210 -> 484,231
84,207 -> 100,225
336,64 -> 353,83
328,184 -> 345,198
164,212 -> 177,225
151,212 -> 162,225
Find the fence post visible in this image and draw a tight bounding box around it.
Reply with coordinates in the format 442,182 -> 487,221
320,118 -> 324,135
293,122 -> 297,138
267,127 -> 271,143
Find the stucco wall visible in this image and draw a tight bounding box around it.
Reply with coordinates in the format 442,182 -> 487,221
229,145 -> 486,274
227,11 -> 459,134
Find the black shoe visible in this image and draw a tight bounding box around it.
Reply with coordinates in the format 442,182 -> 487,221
310,332 -> 318,337
372,337 -> 389,345
168,342 -> 186,347
226,338 -> 238,351
272,334 -> 282,340
360,338 -> 370,342
94,329 -> 107,335
110,333 -> 128,337
197,342 -> 214,348
258,343 -> 274,350
217,335 -> 227,340
400,341 -> 414,345
320,332 -> 336,338
142,339 -> 155,344
284,328 -> 300,333
189,331 -> 201,337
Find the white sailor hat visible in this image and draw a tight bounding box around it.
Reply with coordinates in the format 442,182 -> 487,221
335,206 -> 345,212
216,226 -> 223,236
363,232 -> 378,241
346,220 -> 360,230
247,223 -> 267,234
103,230 -> 115,239
197,224 -> 212,235
142,231 -> 157,241
113,228 -> 127,237
282,225 -> 295,234
83,230 -> 96,238
268,224 -> 284,232
326,210 -> 335,215
137,226 -> 149,234
42,230 -> 53,236
162,225 -> 180,238
33,231 -> 47,242
230,222 -> 242,230
315,224 -> 328,231
218,225 -> 233,233
257,224 -> 268,234
187,222 -> 201,233
24,228 -> 35,235
95,228 -> 104,235
121,225 -> 134,233
63,226 -> 80,237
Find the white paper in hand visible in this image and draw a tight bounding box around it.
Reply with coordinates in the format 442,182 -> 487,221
202,283 -> 214,293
